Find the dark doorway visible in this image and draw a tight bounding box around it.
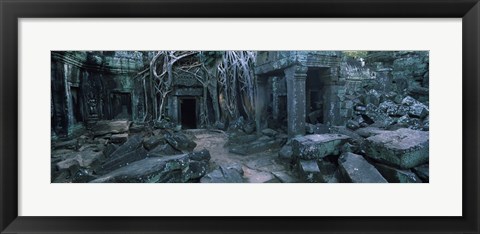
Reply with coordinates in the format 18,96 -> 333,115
306,69 -> 326,124
180,98 -> 197,129
70,87 -> 82,123
110,92 -> 132,120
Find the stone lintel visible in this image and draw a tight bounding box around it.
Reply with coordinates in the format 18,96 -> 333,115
174,88 -> 203,96
254,57 -> 296,75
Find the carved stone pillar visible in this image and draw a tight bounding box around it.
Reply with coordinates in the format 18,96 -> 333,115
170,96 -> 179,124
272,76 -> 279,121
285,65 -> 308,137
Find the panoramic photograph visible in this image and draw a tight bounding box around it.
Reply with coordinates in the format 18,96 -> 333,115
51,51 -> 429,183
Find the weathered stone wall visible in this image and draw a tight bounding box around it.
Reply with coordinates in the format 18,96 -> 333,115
254,51 -> 429,135
255,51 -> 343,136
51,51 -> 146,137
52,51 -> 428,137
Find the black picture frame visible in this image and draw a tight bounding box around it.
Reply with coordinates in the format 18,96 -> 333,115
1,0 -> 479,233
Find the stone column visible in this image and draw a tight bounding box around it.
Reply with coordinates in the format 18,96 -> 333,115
170,96 -> 179,124
285,65 -> 308,137
272,76 -> 279,121
255,76 -> 268,134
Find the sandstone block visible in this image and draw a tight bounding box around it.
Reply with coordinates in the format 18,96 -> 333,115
292,134 -> 350,159
365,128 -> 429,169
338,152 -> 387,183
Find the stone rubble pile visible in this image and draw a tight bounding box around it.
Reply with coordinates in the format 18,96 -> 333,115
278,126 -> 429,183
223,110 -> 429,183
347,94 -> 429,131
51,120 -> 211,183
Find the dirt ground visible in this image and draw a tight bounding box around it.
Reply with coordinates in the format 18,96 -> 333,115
186,129 -> 298,183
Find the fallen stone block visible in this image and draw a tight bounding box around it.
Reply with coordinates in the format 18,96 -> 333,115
52,170 -> 72,183
396,115 -> 419,129
384,91 -> 399,102
103,144 -> 118,158
261,128 -> 278,137
92,150 -> 211,183
272,171 -> 299,183
340,142 -> 356,154
365,89 -> 382,106
408,103 -> 429,119
338,152 -> 387,183
200,166 -> 244,183
91,154 -> 189,183
97,147 -> 148,174
56,157 -> 80,173
298,160 -> 322,182
257,135 -> 273,142
395,105 -> 410,116
327,170 -> 342,183
242,166 -> 275,183
93,120 -> 130,136
143,134 -> 166,151
363,103 -> 396,128
317,159 -> 338,182
412,164 -> 429,182
329,126 -> 364,142
129,123 -> 146,133
56,149 -> 103,170
183,160 -> 209,181
365,128 -> 429,169
346,120 -> 360,130
375,163 -> 422,183
55,149 -> 104,180
401,96 -> 420,106
292,134 -> 350,160
148,143 -> 182,156
110,133 -> 128,144
51,148 -> 76,159
52,139 -> 78,150
226,163 -> 244,175
379,100 -> 399,116
355,127 -> 390,138
278,145 -> 293,160
71,168 -> 97,183
75,149 -> 104,168
165,132 -> 197,152
188,149 -> 211,161
356,114 -> 375,127
108,134 -> 143,159
78,143 -> 103,152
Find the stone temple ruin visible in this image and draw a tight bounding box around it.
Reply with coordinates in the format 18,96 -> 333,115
51,51 -> 429,183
